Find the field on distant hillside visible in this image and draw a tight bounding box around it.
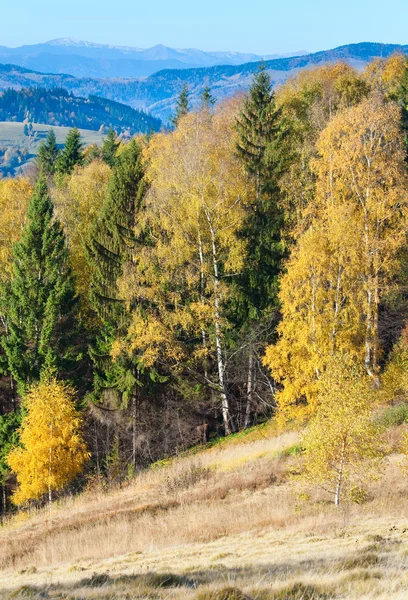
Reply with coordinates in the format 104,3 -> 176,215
0,122 -> 104,176
0,121 -> 104,150
1,421 -> 408,599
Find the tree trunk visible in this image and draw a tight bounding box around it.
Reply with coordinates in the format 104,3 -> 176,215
197,220 -> 208,378
244,352 -> 255,429
207,216 -> 231,435
335,439 -> 346,507
132,395 -> 137,470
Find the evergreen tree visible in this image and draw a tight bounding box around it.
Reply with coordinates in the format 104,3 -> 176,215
232,63 -> 287,427
1,175 -> 80,392
101,129 -> 120,167
55,127 -> 84,175
201,86 -> 216,110
86,140 -> 146,402
170,84 -> 190,127
234,62 -> 286,321
23,124 -> 29,137
37,129 -> 59,175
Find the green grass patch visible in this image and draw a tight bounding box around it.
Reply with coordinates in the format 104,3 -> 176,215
374,402 -> 408,428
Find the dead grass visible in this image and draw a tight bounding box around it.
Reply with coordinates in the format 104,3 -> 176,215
1,427 -> 408,599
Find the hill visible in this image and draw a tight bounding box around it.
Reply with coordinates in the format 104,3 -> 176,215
0,38 -> 303,79
0,87 -> 162,134
0,42 -> 406,121
0,122 -> 105,177
1,420 -> 408,599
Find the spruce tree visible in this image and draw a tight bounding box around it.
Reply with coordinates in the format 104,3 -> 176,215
201,86 -> 216,110
37,129 -> 59,175
56,127 -> 84,174
101,129 -> 120,167
86,140 -> 146,401
170,84 -> 190,127
234,62 -> 285,320
1,175 -> 80,392
233,63 -> 287,427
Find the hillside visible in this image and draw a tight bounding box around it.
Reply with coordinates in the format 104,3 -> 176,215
0,42 -> 406,121
0,87 -> 161,134
0,122 -> 105,176
1,421 -> 408,599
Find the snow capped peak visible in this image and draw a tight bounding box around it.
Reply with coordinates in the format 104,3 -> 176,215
46,38 -> 143,52
48,37 -> 87,47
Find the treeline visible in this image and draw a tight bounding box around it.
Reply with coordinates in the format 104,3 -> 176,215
0,54 -> 408,509
0,87 -> 162,134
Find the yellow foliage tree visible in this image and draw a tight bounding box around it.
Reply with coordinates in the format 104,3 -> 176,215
264,94 -> 408,420
0,177 -> 32,284
116,104 -> 249,434
53,160 -> 111,302
364,53 -> 408,98
300,356 -> 383,506
275,62 -> 369,237
382,324 -> 408,402
7,379 -> 89,505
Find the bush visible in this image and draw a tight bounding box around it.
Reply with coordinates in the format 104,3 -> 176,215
374,403 -> 408,428
164,462 -> 212,494
348,485 -> 369,504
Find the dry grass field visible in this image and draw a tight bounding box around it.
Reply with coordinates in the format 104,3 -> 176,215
1,423 -> 408,599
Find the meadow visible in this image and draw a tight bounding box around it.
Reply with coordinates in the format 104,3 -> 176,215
1,419 -> 408,600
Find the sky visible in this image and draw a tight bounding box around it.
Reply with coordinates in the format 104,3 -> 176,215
2,0 -> 408,54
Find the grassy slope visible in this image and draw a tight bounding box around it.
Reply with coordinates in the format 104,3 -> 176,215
0,122 -> 104,172
1,423 -> 408,599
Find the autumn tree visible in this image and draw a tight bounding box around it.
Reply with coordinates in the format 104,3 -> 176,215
53,160 -> 111,306
300,356 -> 383,506
0,177 -> 32,286
264,94 -> 408,419
1,175 -> 80,392
275,62 -> 369,237
7,378 -> 89,505
117,105 -> 249,435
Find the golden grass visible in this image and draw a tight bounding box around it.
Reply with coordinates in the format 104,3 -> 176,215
1,427 -> 408,599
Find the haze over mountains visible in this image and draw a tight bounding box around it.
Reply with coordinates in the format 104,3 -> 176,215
0,41 -> 407,122
0,38 -> 307,78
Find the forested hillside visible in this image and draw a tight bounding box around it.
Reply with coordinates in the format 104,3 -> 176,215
0,53 -> 408,542
0,87 -> 161,133
1,43 -> 408,121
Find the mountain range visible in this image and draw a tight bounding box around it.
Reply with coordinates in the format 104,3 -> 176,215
0,42 -> 407,122
0,38 -> 306,78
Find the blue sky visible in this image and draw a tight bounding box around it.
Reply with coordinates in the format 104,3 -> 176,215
3,0 -> 408,53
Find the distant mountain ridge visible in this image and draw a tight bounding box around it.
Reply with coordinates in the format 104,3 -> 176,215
0,38 -> 306,78
0,42 -> 406,122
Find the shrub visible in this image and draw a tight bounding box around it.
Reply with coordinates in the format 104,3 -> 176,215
374,403 -> 408,428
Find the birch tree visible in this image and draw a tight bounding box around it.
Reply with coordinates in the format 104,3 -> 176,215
300,356 -> 383,506
116,105 -> 249,435
264,94 -> 408,420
